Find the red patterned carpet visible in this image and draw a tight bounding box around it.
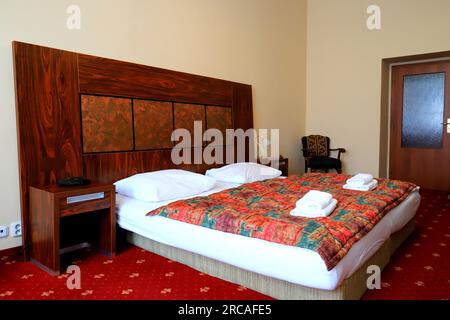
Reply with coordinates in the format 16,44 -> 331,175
363,189 -> 450,300
0,189 -> 449,300
0,246 -> 270,300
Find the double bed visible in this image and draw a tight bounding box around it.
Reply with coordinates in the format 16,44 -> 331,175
116,175 -> 420,300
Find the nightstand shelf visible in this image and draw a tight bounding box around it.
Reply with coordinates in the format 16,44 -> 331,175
29,183 -> 116,275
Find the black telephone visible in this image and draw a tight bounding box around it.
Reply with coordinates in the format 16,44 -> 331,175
57,177 -> 91,187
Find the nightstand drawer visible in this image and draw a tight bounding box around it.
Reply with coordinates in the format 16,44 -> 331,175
59,191 -> 112,217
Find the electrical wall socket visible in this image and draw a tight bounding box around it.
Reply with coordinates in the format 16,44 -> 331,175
10,222 -> 22,237
0,225 -> 9,238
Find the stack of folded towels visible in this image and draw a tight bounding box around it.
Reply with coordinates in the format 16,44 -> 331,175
343,173 -> 378,191
290,190 -> 337,218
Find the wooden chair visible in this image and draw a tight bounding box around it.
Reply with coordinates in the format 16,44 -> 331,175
301,135 -> 346,173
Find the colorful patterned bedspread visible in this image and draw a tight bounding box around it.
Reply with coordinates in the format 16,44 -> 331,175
147,173 -> 417,270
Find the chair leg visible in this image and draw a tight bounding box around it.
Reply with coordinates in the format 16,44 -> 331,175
337,168 -> 342,174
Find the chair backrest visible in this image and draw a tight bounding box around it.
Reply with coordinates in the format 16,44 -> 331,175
301,135 -> 330,157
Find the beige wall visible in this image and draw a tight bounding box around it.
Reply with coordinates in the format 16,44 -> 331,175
0,0 -> 307,250
307,0 -> 450,176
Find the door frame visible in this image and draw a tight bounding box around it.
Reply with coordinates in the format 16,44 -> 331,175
379,51 -> 450,178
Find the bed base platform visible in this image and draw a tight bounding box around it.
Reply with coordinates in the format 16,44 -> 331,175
124,218 -> 415,300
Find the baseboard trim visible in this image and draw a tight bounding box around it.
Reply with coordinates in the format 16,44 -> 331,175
0,245 -> 23,259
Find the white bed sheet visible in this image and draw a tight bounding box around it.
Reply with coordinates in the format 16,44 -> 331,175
116,181 -> 420,291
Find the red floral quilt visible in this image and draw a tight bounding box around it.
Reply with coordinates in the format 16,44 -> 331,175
147,173 -> 417,270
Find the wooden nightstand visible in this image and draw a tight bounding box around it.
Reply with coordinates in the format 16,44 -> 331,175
29,183 -> 116,275
276,157 -> 289,176
259,156 -> 289,176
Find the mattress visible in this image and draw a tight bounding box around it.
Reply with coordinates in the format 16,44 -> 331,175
116,181 -> 420,291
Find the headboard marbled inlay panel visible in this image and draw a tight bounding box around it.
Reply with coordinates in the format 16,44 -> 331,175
205,106 -> 233,144
81,95 -> 134,153
133,100 -> 174,150
174,103 -> 206,147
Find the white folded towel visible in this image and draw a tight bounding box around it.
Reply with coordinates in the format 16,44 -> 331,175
291,198 -> 338,218
346,173 -> 374,186
343,179 -> 378,191
296,190 -> 333,210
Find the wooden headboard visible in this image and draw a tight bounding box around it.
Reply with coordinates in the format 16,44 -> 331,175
13,41 -> 253,257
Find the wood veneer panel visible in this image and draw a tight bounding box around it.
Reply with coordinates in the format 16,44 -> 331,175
13,42 -> 82,257
231,83 -> 254,162
232,83 -> 253,131
81,95 -> 133,153
174,103 -> 206,147
29,187 -> 59,273
82,150 -> 222,183
133,100 -> 173,150
83,150 -> 173,183
78,54 -> 233,106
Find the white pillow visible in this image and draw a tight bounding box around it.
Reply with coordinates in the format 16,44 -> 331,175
205,162 -> 282,184
114,169 -> 216,202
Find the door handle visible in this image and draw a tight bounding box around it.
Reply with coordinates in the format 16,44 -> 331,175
443,118 -> 450,133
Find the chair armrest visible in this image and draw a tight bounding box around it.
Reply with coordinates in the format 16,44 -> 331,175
330,148 -> 346,153
329,148 -> 346,160
301,148 -> 310,158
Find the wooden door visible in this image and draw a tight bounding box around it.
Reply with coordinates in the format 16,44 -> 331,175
390,61 -> 450,191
